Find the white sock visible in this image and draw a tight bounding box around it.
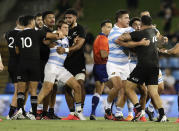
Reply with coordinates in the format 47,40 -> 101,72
148,103 -> 154,112
128,112 -> 133,116
141,110 -> 145,116
70,112 -> 75,115
115,106 -> 123,117
105,99 -> 112,109
37,104 -> 43,110
76,103 -> 82,113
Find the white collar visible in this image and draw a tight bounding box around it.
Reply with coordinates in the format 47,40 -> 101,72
24,28 -> 31,30
14,28 -> 23,31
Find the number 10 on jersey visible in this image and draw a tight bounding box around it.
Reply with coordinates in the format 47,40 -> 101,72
21,37 -> 32,48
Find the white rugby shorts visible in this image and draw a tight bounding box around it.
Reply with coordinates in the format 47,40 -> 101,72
44,63 -> 73,84
106,62 -> 130,80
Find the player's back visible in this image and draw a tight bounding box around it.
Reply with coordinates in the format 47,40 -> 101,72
48,37 -> 69,67
16,28 -> 44,61
131,28 -> 159,67
5,29 -> 22,59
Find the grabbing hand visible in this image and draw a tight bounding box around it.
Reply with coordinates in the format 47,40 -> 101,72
56,47 -> 65,54
140,38 -> 150,46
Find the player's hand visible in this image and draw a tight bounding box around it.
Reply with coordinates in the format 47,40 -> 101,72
163,36 -> 168,43
56,47 -> 65,54
74,36 -> 79,44
0,61 -> 4,72
56,31 -> 64,39
159,48 -> 168,54
49,42 -> 57,48
140,38 -> 150,46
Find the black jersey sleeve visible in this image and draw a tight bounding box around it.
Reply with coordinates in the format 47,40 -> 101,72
36,30 -> 47,40
130,31 -> 143,41
78,25 -> 86,38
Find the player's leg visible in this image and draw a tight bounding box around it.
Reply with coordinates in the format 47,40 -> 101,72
147,85 -> 167,122
104,76 -> 121,120
78,79 -> 85,111
146,82 -> 164,121
125,80 -> 143,121
38,82 -> 54,104
27,81 -> 38,118
66,77 -> 86,120
8,83 -> 18,119
138,84 -> 147,122
61,86 -> 76,120
48,83 -> 60,119
114,81 -> 127,121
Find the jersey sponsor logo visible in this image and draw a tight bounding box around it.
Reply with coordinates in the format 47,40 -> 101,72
17,76 -> 22,80
131,77 -> 139,82
73,31 -> 77,36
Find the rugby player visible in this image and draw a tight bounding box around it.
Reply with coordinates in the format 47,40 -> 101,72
105,10 -> 149,121
59,8 -> 86,120
13,15 -> 62,120
37,20 -> 85,120
117,15 -> 167,122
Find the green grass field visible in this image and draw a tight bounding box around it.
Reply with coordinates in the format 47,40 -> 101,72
0,117 -> 179,131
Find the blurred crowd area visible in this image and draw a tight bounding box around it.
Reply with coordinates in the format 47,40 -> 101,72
0,0 -> 179,95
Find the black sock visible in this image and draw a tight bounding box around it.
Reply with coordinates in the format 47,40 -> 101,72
134,103 -> 142,112
49,108 -> 54,114
17,92 -> 25,110
8,105 -> 16,117
70,107 -> 75,113
158,108 -> 165,116
42,111 -> 48,117
31,96 -> 37,117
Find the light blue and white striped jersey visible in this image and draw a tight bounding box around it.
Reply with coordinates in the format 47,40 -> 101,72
47,37 -> 69,67
108,24 -> 134,65
130,52 -> 137,64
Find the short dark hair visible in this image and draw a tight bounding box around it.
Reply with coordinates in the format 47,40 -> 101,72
17,15 -> 24,26
101,19 -> 112,28
23,15 -> 34,26
64,8 -> 77,16
42,11 -> 54,21
141,15 -> 152,26
129,17 -> 141,26
115,10 -> 129,22
35,13 -> 42,19
57,20 -> 68,28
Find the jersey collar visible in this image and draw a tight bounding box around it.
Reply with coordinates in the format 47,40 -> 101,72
14,28 -> 23,31
24,28 -> 31,30
99,32 -> 107,36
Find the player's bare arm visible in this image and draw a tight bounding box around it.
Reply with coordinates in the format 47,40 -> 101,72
69,36 -> 85,53
115,33 -> 150,48
56,36 -> 85,54
160,43 -> 179,55
156,32 -> 168,48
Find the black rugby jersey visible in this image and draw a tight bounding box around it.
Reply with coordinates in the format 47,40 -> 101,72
130,28 -> 159,67
64,24 -> 86,72
15,28 -> 46,61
